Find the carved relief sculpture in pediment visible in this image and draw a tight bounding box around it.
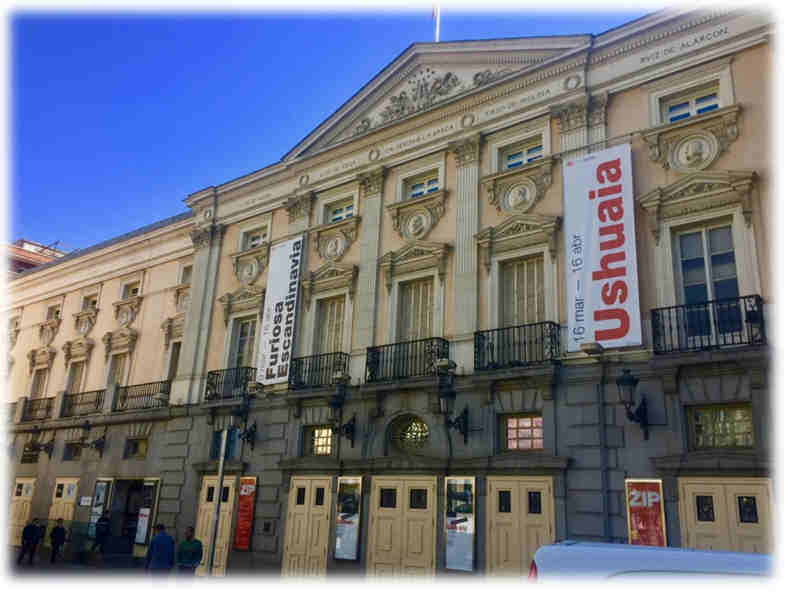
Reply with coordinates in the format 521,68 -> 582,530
73,307 -> 98,337
27,347 -> 56,375
476,213 -> 562,273
310,216 -> 360,262
231,243 -> 270,286
641,104 -> 740,172
38,318 -> 61,347
638,169 -> 757,244
62,337 -> 95,367
482,158 -> 554,215
286,192 -> 315,223
218,285 -> 265,326
102,328 -> 138,361
386,191 -> 446,242
378,240 -> 451,292
113,295 -> 142,328
301,262 -> 359,309
161,314 -> 185,349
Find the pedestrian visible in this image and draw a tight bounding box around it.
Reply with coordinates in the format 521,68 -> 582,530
50,518 -> 67,564
92,511 -> 110,555
17,518 -> 42,566
145,523 -> 175,575
176,526 -> 203,576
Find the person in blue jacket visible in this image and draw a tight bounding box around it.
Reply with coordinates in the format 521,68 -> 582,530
144,523 -> 175,574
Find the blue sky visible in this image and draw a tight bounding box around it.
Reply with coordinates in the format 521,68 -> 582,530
10,9 -> 650,252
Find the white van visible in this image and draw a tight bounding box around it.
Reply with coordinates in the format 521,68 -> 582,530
530,540 -> 773,580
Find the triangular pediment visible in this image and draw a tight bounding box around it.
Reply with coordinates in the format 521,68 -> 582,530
285,37 -> 590,160
477,213 -> 561,270
311,261 -> 357,283
481,213 -> 560,241
381,239 -> 449,265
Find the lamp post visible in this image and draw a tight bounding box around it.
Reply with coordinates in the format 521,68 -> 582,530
615,369 -> 649,440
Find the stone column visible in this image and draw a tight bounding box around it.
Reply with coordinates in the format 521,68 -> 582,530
171,220 -> 226,405
553,93 -> 609,159
450,135 -> 481,373
350,167 -> 386,382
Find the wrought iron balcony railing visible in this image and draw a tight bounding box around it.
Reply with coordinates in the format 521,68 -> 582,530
62,389 -> 105,417
22,397 -> 54,422
289,352 -> 350,390
205,367 -> 256,401
651,294 -> 765,354
366,337 -> 449,383
474,321 -> 561,371
116,380 -> 171,411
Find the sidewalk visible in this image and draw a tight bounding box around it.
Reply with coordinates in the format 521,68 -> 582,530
7,546 -> 144,576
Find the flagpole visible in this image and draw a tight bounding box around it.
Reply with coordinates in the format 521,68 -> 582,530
434,5 -> 441,42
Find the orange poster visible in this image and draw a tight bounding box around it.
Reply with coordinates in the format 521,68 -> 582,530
234,476 -> 257,550
625,478 -> 667,547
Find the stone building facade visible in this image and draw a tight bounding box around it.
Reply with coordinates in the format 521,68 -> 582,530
6,8 -> 773,576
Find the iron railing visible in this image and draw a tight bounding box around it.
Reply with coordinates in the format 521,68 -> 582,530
205,367 -> 256,401
474,321 -> 561,371
116,380 -> 170,411
651,294 -> 765,354
22,397 -> 54,422
366,337 -> 449,383
62,389 -> 105,417
289,352 -> 350,389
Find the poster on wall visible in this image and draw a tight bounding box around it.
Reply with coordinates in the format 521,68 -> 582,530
445,477 -> 475,571
563,143 -> 642,352
334,477 -> 362,560
88,481 -> 109,538
234,477 -> 257,550
135,508 -> 151,544
625,478 -> 667,547
256,236 -> 305,385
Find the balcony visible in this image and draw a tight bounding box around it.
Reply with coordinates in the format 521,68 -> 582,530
22,397 -> 54,422
205,367 -> 256,402
289,352 -> 349,390
116,380 -> 170,411
62,389 -> 105,417
651,295 -> 766,354
366,337 -> 449,383
474,321 -> 561,371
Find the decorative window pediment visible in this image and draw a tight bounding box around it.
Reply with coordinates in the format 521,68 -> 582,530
638,169 -> 756,245
481,159 -> 553,215
102,328 -> 138,361
37,318 -> 61,347
112,295 -> 143,329
218,285 -> 265,326
62,337 -> 95,367
230,242 -> 270,286
386,190 -> 447,241
301,261 -> 359,309
74,307 -> 98,337
641,104 -> 740,173
27,347 -> 56,375
171,284 -> 191,313
309,216 -> 360,262
477,213 -> 561,273
161,313 -> 185,349
378,240 -> 451,292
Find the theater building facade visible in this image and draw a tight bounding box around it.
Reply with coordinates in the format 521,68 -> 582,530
6,8 -> 774,576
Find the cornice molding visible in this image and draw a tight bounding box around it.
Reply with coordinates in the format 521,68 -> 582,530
476,213 -> 562,272
27,347 -> 56,375
62,337 -> 95,367
301,262 -> 359,309
378,240 -> 452,292
102,328 -> 138,361
218,285 -> 266,326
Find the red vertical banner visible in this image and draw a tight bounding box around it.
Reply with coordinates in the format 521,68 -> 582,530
234,476 -> 257,550
625,478 -> 667,547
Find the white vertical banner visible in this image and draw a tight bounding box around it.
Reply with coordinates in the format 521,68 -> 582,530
257,236 -> 304,385
563,143 -> 642,352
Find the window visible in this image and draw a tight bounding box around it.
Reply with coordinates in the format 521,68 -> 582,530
502,414 -> 544,451
63,442 -> 82,461
407,171 -> 440,199
46,305 -> 61,320
397,277 -> 434,341
30,368 -> 48,398
326,198 -> 354,223
688,404 -> 753,449
230,316 -> 257,368
67,361 -> 85,394
662,85 -> 719,123
304,425 -> 332,456
180,265 -> 193,286
108,353 -> 128,386
391,415 -> 430,453
315,296 -> 345,354
242,227 -> 268,251
167,342 -> 181,381
122,281 -> 140,299
82,295 -> 98,311
501,254 -> 545,327
500,138 -> 543,171
210,429 -> 237,460
123,438 -> 148,459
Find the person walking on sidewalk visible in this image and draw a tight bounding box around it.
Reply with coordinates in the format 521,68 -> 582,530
50,518 -> 67,564
92,512 -> 110,555
176,526 -> 203,576
17,518 -> 42,566
145,523 -> 174,575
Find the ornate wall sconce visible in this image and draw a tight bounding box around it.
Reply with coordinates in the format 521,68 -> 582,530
615,369 -> 649,440
436,358 -> 469,445
329,372 -> 356,447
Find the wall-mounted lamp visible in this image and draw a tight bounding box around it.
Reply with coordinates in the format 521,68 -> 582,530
329,372 -> 355,446
340,414 -> 356,448
239,421 -> 257,450
25,425 -> 55,458
615,369 -> 649,440
89,433 -> 107,457
436,358 -> 469,445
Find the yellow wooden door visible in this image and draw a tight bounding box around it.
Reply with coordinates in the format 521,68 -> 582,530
282,476 -> 331,576
194,476 -> 236,576
10,478 -> 35,546
486,477 -> 554,575
45,478 -> 79,546
367,476 -> 436,577
680,477 -> 773,553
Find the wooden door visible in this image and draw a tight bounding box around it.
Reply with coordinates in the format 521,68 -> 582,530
10,478 -> 35,546
282,476 -> 332,576
724,479 -> 773,553
46,478 -> 79,546
194,476 -> 236,576
367,476 -> 436,577
486,477 -> 554,575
